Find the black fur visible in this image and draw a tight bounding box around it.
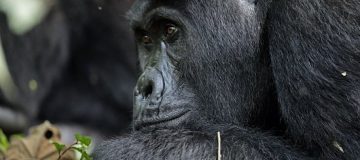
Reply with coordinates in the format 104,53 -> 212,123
38,0 -> 137,134
94,127 -> 305,160
268,0 -> 360,158
0,4 -> 68,121
95,0 -> 360,159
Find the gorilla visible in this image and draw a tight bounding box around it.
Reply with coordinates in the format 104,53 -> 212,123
94,0 -> 360,159
0,0 -> 136,136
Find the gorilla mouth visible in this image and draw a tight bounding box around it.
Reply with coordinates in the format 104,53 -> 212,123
134,109 -> 190,129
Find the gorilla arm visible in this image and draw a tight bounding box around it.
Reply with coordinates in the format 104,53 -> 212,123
94,127 -> 309,160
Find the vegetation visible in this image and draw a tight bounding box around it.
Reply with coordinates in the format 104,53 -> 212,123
52,133 -> 92,160
0,128 -> 92,160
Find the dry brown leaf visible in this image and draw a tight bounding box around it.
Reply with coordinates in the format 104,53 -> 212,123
5,121 -> 75,160
0,152 -> 4,160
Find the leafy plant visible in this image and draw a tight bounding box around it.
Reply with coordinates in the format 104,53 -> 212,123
0,129 -> 9,154
52,133 -> 92,160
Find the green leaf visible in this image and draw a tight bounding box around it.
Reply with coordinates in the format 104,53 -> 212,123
72,147 -> 82,153
73,147 -> 92,160
75,133 -> 91,147
52,142 -> 65,154
0,129 -> 9,153
81,151 -> 91,160
73,134 -> 92,160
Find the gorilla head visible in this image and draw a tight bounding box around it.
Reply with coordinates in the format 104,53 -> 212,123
95,0 -> 360,159
131,0 -> 277,131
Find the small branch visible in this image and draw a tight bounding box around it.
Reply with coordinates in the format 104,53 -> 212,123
217,131 -> 221,160
57,141 -> 78,160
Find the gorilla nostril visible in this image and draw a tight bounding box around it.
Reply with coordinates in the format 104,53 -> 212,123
143,82 -> 154,98
136,69 -> 164,101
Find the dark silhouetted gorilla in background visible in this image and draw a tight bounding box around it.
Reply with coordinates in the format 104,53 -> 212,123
95,0 -> 360,159
38,0 -> 137,135
0,0 -> 136,136
0,1 -> 69,132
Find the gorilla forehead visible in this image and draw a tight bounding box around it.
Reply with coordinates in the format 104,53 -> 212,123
128,0 -> 256,23
128,0 -> 261,60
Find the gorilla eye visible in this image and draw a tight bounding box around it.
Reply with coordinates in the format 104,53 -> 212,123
142,35 -> 153,45
164,23 -> 178,39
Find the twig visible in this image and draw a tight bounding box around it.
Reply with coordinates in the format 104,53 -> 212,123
57,142 -> 78,160
217,131 -> 221,160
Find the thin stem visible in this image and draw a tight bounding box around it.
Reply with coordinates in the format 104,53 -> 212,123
57,141 -> 78,160
217,131 -> 221,160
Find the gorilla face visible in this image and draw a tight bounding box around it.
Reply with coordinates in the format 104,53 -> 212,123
132,10 -> 196,129
131,0 -> 275,130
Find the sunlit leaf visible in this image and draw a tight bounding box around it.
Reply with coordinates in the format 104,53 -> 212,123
75,133 -> 91,147
52,142 -> 65,154
0,129 -> 9,153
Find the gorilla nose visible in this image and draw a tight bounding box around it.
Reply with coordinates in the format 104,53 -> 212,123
135,69 -> 164,106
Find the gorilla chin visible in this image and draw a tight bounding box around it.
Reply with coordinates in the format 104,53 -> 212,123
133,108 -> 191,130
